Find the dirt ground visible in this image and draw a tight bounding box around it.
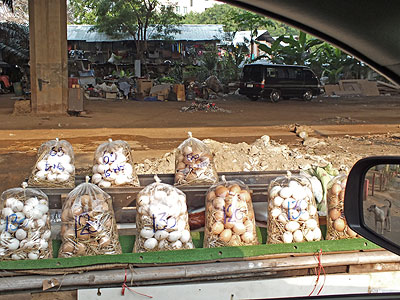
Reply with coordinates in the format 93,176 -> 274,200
0,94 -> 399,192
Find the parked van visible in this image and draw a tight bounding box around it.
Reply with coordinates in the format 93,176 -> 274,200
239,62 -> 322,102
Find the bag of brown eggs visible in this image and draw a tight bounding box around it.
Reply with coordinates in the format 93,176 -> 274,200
326,174 -> 358,239
174,132 -> 218,186
28,138 -> 75,188
58,177 -> 122,257
0,183 -> 52,260
204,176 -> 258,248
134,175 -> 194,252
267,172 -> 322,244
91,139 -> 140,188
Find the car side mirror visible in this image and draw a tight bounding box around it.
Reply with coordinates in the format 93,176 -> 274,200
345,156 -> 400,255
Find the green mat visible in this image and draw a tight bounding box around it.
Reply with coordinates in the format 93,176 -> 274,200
0,227 -> 380,270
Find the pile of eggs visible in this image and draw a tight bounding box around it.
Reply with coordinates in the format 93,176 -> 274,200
205,183 -> 257,247
0,195 -> 51,260
327,177 -> 357,238
175,144 -> 216,185
136,185 -> 193,252
92,148 -> 135,188
59,190 -> 121,257
32,149 -> 74,183
268,179 -> 322,244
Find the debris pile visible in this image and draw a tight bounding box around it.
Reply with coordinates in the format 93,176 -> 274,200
180,100 -> 231,113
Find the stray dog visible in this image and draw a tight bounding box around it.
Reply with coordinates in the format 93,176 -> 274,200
367,199 -> 391,234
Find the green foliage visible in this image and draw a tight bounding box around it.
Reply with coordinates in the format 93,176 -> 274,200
219,44 -> 249,84
0,22 -> 29,65
159,76 -> 177,84
68,0 -> 97,24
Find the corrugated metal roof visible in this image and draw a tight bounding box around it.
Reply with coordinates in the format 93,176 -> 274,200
67,24 -> 226,42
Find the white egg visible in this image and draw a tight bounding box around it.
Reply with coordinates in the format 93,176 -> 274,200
293,230 -> 304,243
41,214 -> 48,223
154,190 -> 167,202
279,187 -> 293,199
137,206 -> 149,215
11,253 -> 26,260
273,196 -> 284,207
308,205 -> 317,216
123,163 -> 133,176
269,186 -> 282,199
35,170 -> 47,180
282,231 -> 293,243
158,239 -> 168,249
137,195 -> 150,206
15,229 -> 27,240
298,200 -> 308,211
36,204 -> 49,215
28,251 -> 39,260
114,174 -> 127,186
7,223 -> 18,232
180,202 -> 187,215
186,242 -> 194,249
64,163 -> 74,174
37,160 -> 47,171
39,199 -> 48,206
22,219 -> 32,229
24,240 -> 35,248
281,198 -> 297,210
292,187 -> 307,201
110,161 -> 121,173
98,180 -> 111,188
140,228 -> 155,239
288,180 -> 301,189
42,230 -> 51,240
313,228 -> 322,241
305,229 -> 314,242
5,197 -> 17,208
167,217 -> 178,230
47,173 -> 57,182
0,247 -> 6,256
31,208 -> 43,220
154,230 -> 169,241
171,240 -> 182,249
305,219 -> 318,230
278,213 -> 289,225
92,164 -> 98,174
102,153 -> 116,165
285,221 -> 300,232
180,230 -> 191,243
22,205 -> 33,218
2,207 -> 14,217
92,173 -> 102,184
299,211 -> 310,221
59,154 -> 71,165
304,186 -> 314,200
143,238 -> 158,250
57,172 -> 70,182
39,239 -> 48,249
0,220 -> 6,232
26,197 -> 39,207
271,207 -> 281,218
116,153 -> 127,164
104,171 -> 117,182
15,212 -> 25,221
167,231 -> 182,242
177,219 -> 186,232
47,155 -> 58,166
97,164 -> 109,174
7,238 -> 20,250
0,232 -> 11,245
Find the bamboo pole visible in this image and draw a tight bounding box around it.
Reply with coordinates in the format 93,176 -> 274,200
0,250 -> 399,293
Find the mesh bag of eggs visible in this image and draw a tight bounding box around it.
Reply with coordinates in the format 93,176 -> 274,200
326,174 -> 358,239
58,178 -> 122,257
204,177 -> 258,248
174,132 -> 218,186
92,139 -> 139,188
28,138 -> 75,188
134,175 -> 194,252
0,184 -> 52,260
267,173 -> 322,244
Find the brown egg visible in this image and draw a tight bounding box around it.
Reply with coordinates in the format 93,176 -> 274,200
214,210 -> 225,222
346,226 -> 358,238
224,221 -> 235,229
183,146 -> 193,155
64,227 -> 76,239
206,191 -> 216,202
233,223 -> 246,235
229,235 -> 241,246
62,241 -> 75,254
213,197 -> 225,210
215,186 -> 229,198
80,195 -> 91,207
96,193 -> 106,202
99,236 -> 111,247
329,208 -> 341,221
177,154 -> 184,162
229,184 -> 242,194
175,173 -> 185,182
339,190 -> 346,202
219,229 -> 232,242
341,178 -> 347,189
104,219 -> 112,229
72,206 -> 83,216
77,230 -> 90,241
101,202 -> 109,211
186,173 -> 197,182
333,218 -> 345,232
331,183 -> 342,196
75,243 -> 86,255
225,205 -> 234,217
329,195 -> 339,207
239,190 -> 251,202
61,209 -> 72,222
244,220 -> 254,232
211,222 -> 224,235
224,195 -> 234,205
183,156 -> 192,165
176,162 -> 186,170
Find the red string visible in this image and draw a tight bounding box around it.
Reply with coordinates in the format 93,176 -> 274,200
308,249 -> 326,296
121,269 -> 153,298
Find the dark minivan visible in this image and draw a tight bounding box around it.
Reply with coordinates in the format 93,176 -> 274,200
239,62 -> 322,102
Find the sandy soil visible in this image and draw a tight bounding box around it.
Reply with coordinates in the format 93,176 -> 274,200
0,94 -> 399,192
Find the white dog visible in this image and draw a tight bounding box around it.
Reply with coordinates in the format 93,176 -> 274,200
367,199 -> 391,234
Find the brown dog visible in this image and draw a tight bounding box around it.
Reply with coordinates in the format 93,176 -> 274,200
367,199 -> 391,234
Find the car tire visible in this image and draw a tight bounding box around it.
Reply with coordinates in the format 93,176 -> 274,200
270,90 -> 281,102
248,95 -> 258,101
302,90 -> 313,101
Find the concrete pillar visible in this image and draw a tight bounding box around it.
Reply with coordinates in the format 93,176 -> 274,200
29,0 -> 68,114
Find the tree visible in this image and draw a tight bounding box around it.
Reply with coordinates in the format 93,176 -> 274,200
0,21 -> 29,65
94,0 -> 181,62
68,0 -> 97,24
0,0 -> 28,24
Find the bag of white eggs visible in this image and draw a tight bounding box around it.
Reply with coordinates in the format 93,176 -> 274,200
203,176 -> 258,248
174,132 -> 218,186
267,172 -> 322,244
326,174 -> 358,240
28,138 -> 75,188
134,175 -> 194,253
0,183 -> 52,260
92,139 -> 140,188
58,177 -> 122,258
